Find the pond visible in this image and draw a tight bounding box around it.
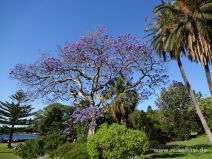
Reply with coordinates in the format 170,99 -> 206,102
0,133 -> 37,140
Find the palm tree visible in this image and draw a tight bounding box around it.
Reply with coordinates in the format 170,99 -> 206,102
0,90 -> 33,148
175,0 -> 212,95
102,77 -> 139,125
153,0 -> 212,94
147,0 -> 212,143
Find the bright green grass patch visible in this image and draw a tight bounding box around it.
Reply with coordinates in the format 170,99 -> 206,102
0,143 -> 21,159
175,135 -> 211,146
150,135 -> 212,159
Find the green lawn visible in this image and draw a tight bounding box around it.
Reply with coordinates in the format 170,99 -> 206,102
0,143 -> 21,159
149,135 -> 212,159
1,136 -> 212,159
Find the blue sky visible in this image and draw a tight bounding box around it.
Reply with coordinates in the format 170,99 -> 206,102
0,0 -> 210,111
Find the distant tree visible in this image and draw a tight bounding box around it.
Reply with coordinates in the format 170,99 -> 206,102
32,103 -> 74,135
0,90 -> 33,148
128,108 -> 165,143
156,81 -> 201,140
198,97 -> 212,129
146,106 -> 165,141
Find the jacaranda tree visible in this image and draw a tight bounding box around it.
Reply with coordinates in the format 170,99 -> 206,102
10,26 -> 168,136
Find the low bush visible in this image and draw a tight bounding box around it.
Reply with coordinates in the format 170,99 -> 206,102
50,141 -> 89,159
63,142 -> 89,159
50,142 -> 74,158
44,133 -> 67,153
14,133 -> 67,159
14,137 -> 45,159
87,123 -> 150,159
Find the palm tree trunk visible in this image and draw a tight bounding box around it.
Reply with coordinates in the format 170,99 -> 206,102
8,124 -> 14,148
177,57 -> 212,144
203,64 -> 212,96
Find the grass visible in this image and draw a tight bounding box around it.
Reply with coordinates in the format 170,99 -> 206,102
149,135 -> 212,159
0,143 -> 21,159
175,135 -> 211,146
1,136 -> 211,159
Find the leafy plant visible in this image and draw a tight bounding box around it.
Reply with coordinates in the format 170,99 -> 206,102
14,138 -> 45,159
87,123 -> 150,159
63,142 -> 89,159
43,133 -> 67,153
14,133 -> 67,159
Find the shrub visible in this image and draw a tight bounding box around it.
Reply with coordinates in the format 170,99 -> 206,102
48,141 -> 89,159
14,138 -> 45,159
50,142 -> 74,158
44,133 -> 67,153
14,133 -> 67,159
87,123 -> 150,159
64,142 -> 89,159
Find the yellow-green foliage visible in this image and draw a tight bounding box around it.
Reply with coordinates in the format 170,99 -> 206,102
87,123 -> 150,159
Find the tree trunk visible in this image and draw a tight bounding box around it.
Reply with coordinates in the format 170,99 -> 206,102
87,119 -> 96,138
120,118 -> 125,125
88,126 -> 95,137
8,124 -> 14,148
177,57 -> 212,144
203,64 -> 212,96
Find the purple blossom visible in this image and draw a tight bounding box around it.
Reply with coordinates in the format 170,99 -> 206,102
71,107 -> 105,129
71,107 -> 105,123
10,25 -> 168,103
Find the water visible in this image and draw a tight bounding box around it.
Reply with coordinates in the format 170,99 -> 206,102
0,133 -> 37,140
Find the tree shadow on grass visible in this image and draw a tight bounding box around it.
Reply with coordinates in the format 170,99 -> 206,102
150,153 -> 186,158
153,144 -> 211,151
148,144 -> 212,158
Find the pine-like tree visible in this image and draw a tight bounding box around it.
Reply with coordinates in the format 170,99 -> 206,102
0,90 -> 33,148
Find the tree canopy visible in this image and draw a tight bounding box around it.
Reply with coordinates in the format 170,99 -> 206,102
0,90 -> 33,147
10,26 -> 168,108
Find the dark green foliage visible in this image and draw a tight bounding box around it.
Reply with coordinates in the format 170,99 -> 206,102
32,103 -> 74,135
14,133 -> 67,159
51,142 -> 74,158
48,141 -> 89,159
43,133 -> 67,153
87,123 -> 150,159
63,142 -> 89,159
102,77 -> 139,125
32,103 -> 91,142
156,82 -> 201,140
128,108 -> 166,144
74,121 -> 89,142
14,138 -> 45,159
0,90 -> 33,147
198,97 -> 212,129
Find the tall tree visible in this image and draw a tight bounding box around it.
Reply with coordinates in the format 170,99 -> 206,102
147,0 -> 212,143
156,81 -> 201,140
0,90 -> 33,148
150,0 -> 212,94
10,26 -> 168,136
32,103 -> 73,135
174,0 -> 212,95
